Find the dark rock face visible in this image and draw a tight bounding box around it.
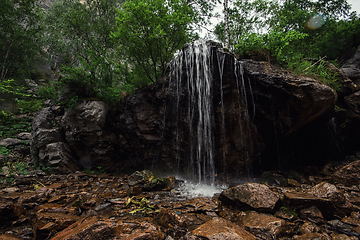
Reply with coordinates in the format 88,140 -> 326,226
30,100 -> 120,173
31,41 -> 341,176
118,41 -> 336,177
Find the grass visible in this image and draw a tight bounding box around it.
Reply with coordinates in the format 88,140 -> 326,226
289,58 -> 343,93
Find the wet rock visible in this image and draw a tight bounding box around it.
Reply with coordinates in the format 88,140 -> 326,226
128,170 -> 169,191
330,233 -> 358,240
155,208 -> 187,228
51,216 -> 166,240
191,217 -> 256,239
0,234 -> 24,240
342,212 -> 360,226
299,221 -> 320,234
219,183 -> 280,212
332,160 -> 360,186
31,212 -> 82,239
283,191 -> 332,210
299,205 -> 324,224
241,211 -> 287,239
0,203 -> 25,226
307,182 -> 346,205
173,197 -> 218,214
292,232 -> 330,239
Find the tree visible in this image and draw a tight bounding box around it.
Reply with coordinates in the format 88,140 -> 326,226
214,0 -> 277,51
111,0 -> 197,84
0,0 -> 43,81
44,0 -> 126,103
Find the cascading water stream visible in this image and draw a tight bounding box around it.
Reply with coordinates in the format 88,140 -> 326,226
168,40 -> 256,191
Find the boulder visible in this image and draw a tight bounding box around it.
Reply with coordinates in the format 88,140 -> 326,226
341,46 -> 360,85
60,100 -> 120,171
219,183 -> 280,212
307,182 -> 346,205
30,106 -> 77,173
332,160 -> 360,186
118,41 -> 337,177
0,138 -> 22,147
241,211 -> 287,238
51,216 -> 166,240
191,217 -> 256,240
127,170 -> 170,191
299,205 -> 324,223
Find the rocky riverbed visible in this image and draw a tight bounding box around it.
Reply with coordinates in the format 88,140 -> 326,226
1,161 -> 360,240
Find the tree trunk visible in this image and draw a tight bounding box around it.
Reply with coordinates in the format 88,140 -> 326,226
224,0 -> 230,49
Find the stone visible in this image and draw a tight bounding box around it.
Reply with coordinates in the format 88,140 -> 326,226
241,211 -> 287,238
292,232 -> 330,239
38,142 -> 78,173
0,138 -> 22,147
0,203 -> 25,226
283,191 -> 332,210
155,208 -> 187,228
60,100 -> 120,172
0,234 -> 24,240
2,187 -> 20,193
342,212 -> 360,227
128,170 -> 169,191
219,183 -> 280,212
16,132 -> 31,140
299,205 -> 324,223
31,212 -> 82,239
307,182 -> 346,205
191,217 -> 256,240
51,216 -> 166,240
299,221 -> 320,234
332,160 -> 360,186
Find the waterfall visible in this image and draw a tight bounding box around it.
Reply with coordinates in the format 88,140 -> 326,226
169,40 -> 216,185
167,40 -> 256,185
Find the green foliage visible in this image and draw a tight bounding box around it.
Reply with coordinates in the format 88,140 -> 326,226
0,0 -> 43,81
0,115 -> 32,139
290,59 -> 343,92
83,166 -> 106,175
125,196 -> 159,215
111,0 -> 197,84
44,0 -> 125,106
0,146 -> 10,156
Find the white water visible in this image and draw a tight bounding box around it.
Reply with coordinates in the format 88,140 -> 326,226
168,40 -> 256,190
170,40 -> 216,185
174,180 -> 228,198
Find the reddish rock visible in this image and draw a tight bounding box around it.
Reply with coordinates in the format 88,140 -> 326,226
299,205 -> 324,223
292,232 -> 330,239
299,221 -> 320,234
342,212 -> 360,226
0,203 -> 25,225
0,234 -> 24,239
50,216 -> 166,240
307,182 -> 346,204
191,217 -> 256,240
155,208 -> 187,228
283,191 -> 332,209
241,211 -> 287,238
219,183 -> 280,212
332,160 -> 360,186
31,212 -> 82,239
